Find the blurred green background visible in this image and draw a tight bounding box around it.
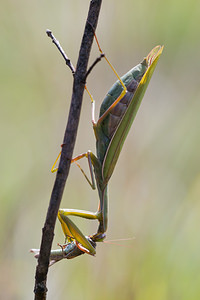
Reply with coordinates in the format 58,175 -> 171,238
1,0 -> 200,299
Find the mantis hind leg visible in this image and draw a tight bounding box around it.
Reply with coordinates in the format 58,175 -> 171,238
83,27 -> 128,125
90,29 -> 128,124
93,30 -> 126,91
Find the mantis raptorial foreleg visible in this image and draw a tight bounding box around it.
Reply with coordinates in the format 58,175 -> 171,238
58,210 -> 99,255
52,149 -> 103,256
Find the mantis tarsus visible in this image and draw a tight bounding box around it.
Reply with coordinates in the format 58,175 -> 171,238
31,29 -> 163,265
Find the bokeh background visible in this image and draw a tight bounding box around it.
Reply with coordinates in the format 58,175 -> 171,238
1,0 -> 200,299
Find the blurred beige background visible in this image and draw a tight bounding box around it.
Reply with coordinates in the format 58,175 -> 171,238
1,0 -> 200,299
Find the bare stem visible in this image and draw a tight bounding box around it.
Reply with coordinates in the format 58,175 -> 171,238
33,1 -> 102,299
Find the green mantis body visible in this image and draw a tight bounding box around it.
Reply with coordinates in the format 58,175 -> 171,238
31,43 -> 163,265
57,45 -> 163,259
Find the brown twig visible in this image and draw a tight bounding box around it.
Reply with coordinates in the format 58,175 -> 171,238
33,1 -> 102,299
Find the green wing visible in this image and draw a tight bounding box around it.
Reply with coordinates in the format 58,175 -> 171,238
102,46 -> 163,182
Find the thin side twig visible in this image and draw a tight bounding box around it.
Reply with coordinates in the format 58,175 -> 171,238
86,53 -> 104,78
33,1 -> 102,299
46,30 -> 75,75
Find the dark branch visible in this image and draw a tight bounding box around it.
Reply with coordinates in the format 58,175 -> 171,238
34,1 -> 102,299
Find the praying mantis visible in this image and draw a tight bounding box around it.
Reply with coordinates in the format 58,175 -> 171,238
31,30 -> 163,265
